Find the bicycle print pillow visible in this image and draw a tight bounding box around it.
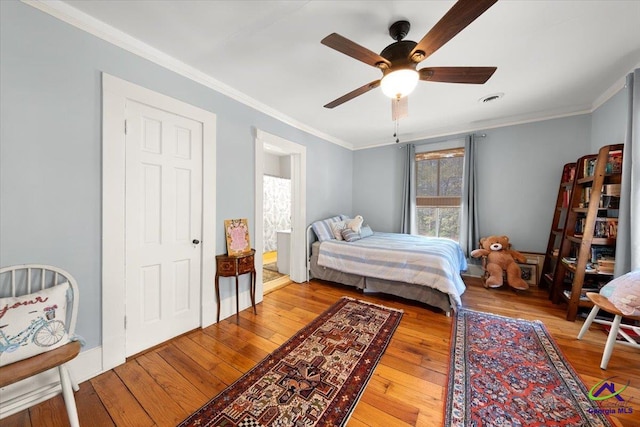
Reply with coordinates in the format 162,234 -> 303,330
0,283 -> 71,366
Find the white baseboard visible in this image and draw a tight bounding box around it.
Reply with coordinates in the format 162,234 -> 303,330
217,289 -> 257,321
0,345 -> 103,418
0,292 -> 263,419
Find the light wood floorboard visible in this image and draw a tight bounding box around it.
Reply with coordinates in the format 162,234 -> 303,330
3,278 -> 639,426
263,251 -> 277,265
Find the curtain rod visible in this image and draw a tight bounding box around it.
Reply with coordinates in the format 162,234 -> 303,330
398,132 -> 487,148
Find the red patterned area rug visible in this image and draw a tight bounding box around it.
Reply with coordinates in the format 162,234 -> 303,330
444,309 -> 612,427
179,296 -> 403,427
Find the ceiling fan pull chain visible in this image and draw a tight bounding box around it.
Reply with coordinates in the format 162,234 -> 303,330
394,117 -> 400,143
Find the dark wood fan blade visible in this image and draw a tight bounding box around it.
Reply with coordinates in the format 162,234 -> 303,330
419,67 -> 497,84
324,80 -> 381,108
321,33 -> 391,68
410,0 -> 498,63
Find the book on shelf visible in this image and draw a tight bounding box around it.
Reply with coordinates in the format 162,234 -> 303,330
606,208 -> 619,218
593,217 -> 618,238
575,217 -> 618,239
562,165 -> 576,183
594,217 -> 607,238
581,187 -> 592,207
607,150 -> 622,174
574,217 -> 586,235
591,246 -> 615,263
561,256 -> 599,273
562,189 -> 571,208
597,257 -> 615,274
583,158 -> 597,177
603,184 -> 621,196
607,218 -> 618,238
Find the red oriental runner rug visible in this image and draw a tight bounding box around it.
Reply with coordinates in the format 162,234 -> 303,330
179,297 -> 402,427
444,309 -> 612,427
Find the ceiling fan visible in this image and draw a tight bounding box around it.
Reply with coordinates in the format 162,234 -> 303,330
321,0 -> 498,110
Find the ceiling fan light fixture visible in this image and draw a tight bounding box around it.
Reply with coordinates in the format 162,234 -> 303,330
380,69 -> 419,99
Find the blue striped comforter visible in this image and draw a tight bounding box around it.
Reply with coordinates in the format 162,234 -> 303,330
317,232 -> 468,308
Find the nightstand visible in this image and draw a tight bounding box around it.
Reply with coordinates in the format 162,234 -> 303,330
215,249 -> 256,322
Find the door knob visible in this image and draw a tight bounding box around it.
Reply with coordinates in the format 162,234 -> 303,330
192,239 -> 200,245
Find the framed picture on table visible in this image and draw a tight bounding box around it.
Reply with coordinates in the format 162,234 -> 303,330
224,218 -> 251,256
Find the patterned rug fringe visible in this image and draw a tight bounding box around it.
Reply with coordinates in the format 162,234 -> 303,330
340,295 -> 405,313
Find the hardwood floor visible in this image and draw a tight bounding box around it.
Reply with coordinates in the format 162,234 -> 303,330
263,250 -> 277,265
3,278 -> 639,426
262,250 -> 291,294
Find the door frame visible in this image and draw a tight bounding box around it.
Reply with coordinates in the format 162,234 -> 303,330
102,73 -> 217,370
255,130 -> 306,285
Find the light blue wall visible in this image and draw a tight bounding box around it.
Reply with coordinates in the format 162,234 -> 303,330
352,145 -> 405,232
591,87 -> 628,152
0,1 -> 352,350
353,115 -> 592,253
474,116 -> 591,251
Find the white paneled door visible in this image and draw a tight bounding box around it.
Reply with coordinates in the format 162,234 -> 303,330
124,100 -> 203,356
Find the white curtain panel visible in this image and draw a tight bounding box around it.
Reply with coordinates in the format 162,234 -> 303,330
615,69 -> 640,274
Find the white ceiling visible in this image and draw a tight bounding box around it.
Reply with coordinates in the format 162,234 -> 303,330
39,1 -> 640,150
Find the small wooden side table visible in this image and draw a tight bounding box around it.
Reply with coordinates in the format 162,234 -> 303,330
215,249 -> 256,322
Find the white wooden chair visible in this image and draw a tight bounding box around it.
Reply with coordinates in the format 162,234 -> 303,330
577,292 -> 640,370
0,264 -> 81,426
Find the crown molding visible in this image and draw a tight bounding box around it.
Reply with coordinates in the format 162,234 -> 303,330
23,0 -> 353,151
355,108 -> 593,151
592,77 -> 626,111
591,62 -> 639,111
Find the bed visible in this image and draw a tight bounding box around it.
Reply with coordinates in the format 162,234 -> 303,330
306,216 -> 468,315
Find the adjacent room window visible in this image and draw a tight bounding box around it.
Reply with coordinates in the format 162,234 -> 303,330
415,147 -> 464,240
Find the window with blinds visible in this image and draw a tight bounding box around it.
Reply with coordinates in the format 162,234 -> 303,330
415,148 -> 464,240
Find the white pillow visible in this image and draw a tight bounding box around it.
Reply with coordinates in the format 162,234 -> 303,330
330,220 -> 348,240
311,215 -> 348,242
606,270 -> 640,316
0,283 -> 71,366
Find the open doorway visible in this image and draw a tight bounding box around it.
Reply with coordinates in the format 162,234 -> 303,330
262,171 -> 292,293
254,129 -> 307,298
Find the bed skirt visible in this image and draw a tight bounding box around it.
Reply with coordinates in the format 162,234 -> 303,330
309,243 -> 452,314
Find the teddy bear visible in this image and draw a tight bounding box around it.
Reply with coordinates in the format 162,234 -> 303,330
347,215 -> 364,233
470,235 -> 529,290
